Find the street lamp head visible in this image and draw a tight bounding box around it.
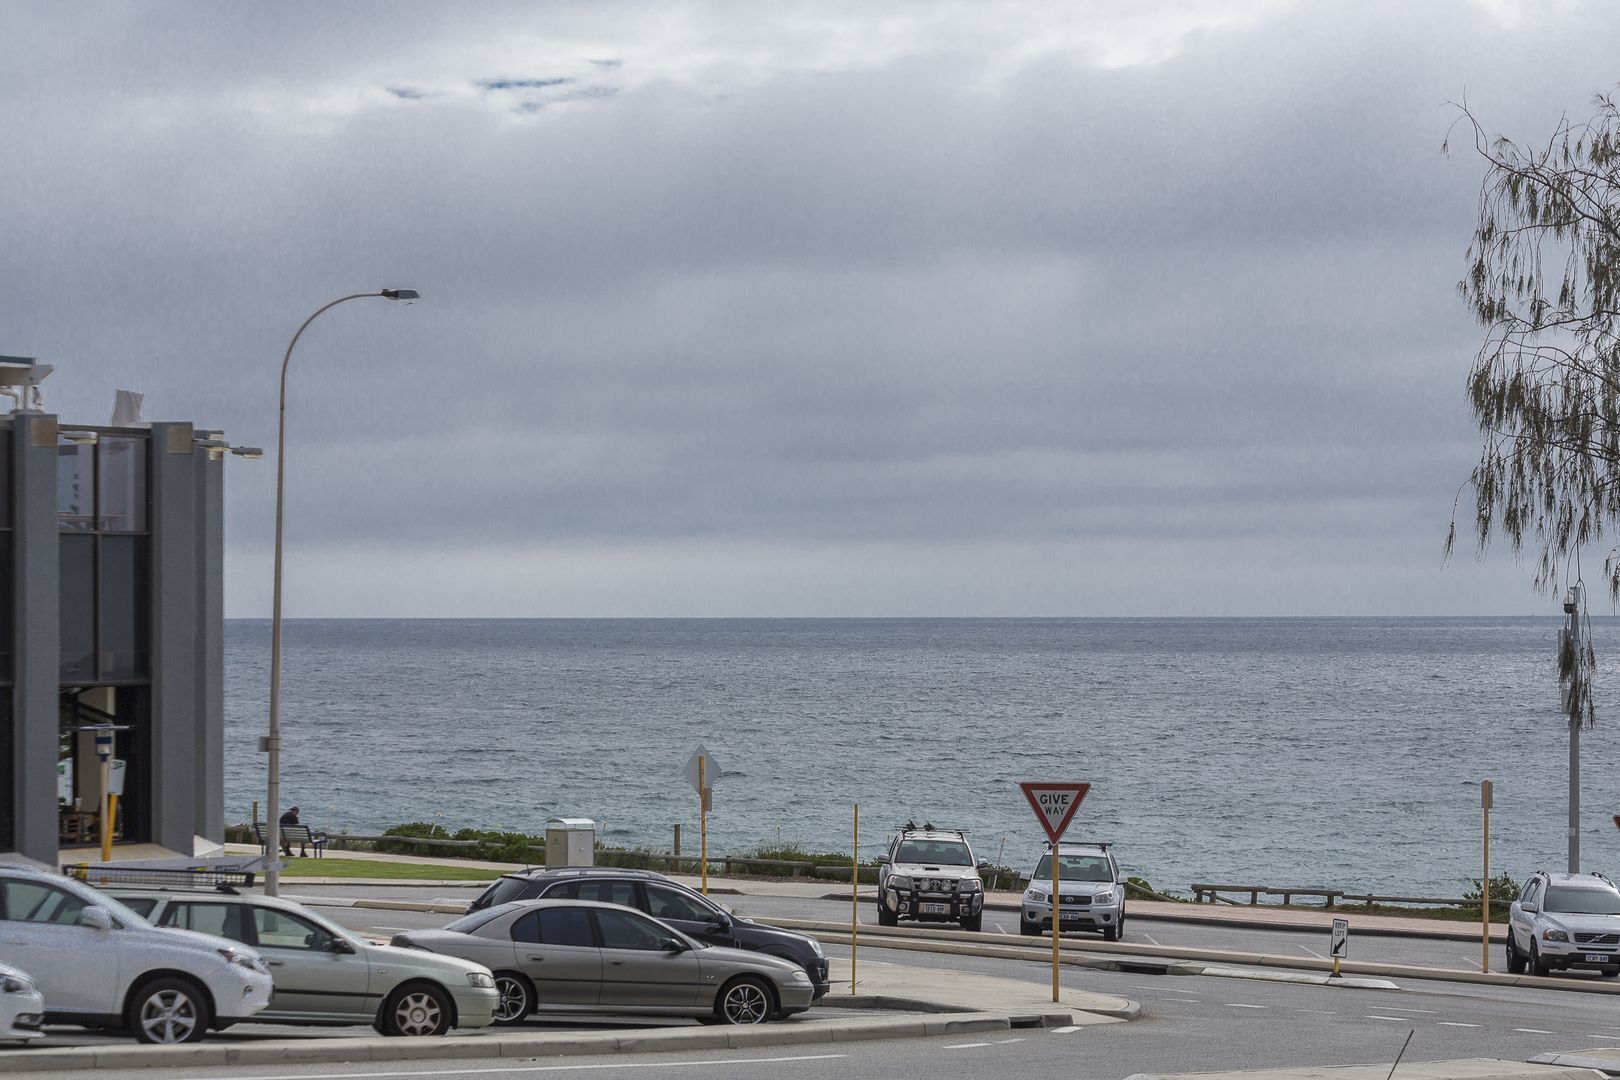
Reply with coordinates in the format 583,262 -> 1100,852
380,289 -> 420,302
230,446 -> 264,460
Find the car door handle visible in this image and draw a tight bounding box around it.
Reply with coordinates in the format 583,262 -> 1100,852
608,959 -> 625,966
266,960 -> 284,967
526,955 -> 546,962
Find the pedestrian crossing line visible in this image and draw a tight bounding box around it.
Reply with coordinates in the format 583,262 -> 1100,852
1514,1028 -> 1553,1034
1226,1003 -> 1267,1009
1436,1022 -> 1480,1028
1367,1015 -> 1410,1021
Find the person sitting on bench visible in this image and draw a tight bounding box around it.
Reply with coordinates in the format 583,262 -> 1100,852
280,805 -> 308,857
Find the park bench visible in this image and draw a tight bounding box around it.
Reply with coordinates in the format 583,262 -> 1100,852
252,822 -> 328,859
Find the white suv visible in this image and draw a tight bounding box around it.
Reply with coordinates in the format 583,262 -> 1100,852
1507,870 -> 1620,977
875,825 -> 988,932
0,867 -> 273,1042
1020,842 -> 1125,940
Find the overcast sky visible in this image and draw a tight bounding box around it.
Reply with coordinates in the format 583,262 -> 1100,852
3,0 -> 1615,617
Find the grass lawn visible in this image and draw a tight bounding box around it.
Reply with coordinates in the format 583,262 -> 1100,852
279,857 -> 502,881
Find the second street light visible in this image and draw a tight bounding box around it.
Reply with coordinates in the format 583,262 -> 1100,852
264,288 -> 420,897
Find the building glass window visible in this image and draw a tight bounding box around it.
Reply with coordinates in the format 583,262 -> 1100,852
99,535 -> 148,680
97,438 -> 146,532
57,442 -> 95,531
56,433 -> 150,682
59,534 -> 96,681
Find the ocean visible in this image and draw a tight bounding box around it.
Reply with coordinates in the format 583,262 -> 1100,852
222,617 -> 1619,897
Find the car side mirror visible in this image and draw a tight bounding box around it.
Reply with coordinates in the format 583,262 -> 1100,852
326,937 -> 356,954
875,855 -> 890,866
977,861 -> 992,872
1521,902 -> 1538,914
712,913 -> 733,931
663,937 -> 688,953
82,905 -> 114,931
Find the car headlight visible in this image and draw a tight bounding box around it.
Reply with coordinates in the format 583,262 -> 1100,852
1544,929 -> 1570,943
218,948 -> 268,974
467,972 -> 495,988
808,938 -> 825,958
789,968 -> 811,983
0,975 -> 34,994
888,875 -> 912,890
1024,888 -> 1048,903
959,878 -> 982,892
1093,887 -> 1116,903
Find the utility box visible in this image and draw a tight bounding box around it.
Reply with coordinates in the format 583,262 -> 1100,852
545,817 -> 596,869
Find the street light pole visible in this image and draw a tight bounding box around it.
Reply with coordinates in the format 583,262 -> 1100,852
265,289 -> 419,897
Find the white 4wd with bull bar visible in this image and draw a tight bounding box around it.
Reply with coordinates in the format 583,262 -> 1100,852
875,823 -> 989,932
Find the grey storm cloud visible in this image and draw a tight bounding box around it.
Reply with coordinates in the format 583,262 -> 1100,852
1,0 -> 1615,615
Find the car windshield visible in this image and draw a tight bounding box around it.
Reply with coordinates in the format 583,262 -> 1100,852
1545,886 -> 1620,915
1032,855 -> 1113,882
894,840 -> 973,866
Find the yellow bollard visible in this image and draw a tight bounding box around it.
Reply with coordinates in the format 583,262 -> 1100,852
851,803 -> 859,994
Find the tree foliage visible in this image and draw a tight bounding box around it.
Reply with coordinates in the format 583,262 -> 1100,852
1448,91 -> 1620,597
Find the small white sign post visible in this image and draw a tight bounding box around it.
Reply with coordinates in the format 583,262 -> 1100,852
1019,781 -> 1092,1003
683,746 -> 720,894
1329,917 -> 1349,978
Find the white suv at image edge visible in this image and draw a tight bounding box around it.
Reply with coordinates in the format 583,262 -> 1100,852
0,960 -> 45,1042
1507,870 -> 1620,977
0,867 -> 273,1042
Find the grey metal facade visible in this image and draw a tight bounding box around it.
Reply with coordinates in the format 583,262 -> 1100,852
0,414 -> 226,865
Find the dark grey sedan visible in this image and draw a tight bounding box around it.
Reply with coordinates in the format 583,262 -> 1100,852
391,900 -> 815,1026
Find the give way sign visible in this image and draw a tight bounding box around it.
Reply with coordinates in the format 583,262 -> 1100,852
1019,782 -> 1091,843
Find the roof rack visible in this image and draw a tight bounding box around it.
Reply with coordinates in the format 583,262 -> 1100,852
1593,871 -> 1615,886
895,821 -> 966,838
1043,840 -> 1111,851
63,865 -> 255,893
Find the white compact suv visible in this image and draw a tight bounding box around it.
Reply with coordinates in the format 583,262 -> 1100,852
1020,842 -> 1124,940
1507,870 -> 1620,977
0,867 -> 272,1042
875,825 -> 989,932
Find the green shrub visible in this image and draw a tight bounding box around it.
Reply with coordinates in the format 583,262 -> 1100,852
1465,871 -> 1520,905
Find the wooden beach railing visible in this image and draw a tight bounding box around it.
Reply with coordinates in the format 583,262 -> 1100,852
1190,882 -> 1474,907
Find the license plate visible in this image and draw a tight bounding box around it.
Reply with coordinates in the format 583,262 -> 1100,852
920,902 -> 948,914
1585,953 -> 1609,963
1061,912 -> 1083,921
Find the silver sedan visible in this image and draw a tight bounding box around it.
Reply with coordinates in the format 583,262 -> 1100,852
392,899 -> 815,1026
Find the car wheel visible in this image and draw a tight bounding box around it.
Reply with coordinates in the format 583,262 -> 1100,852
1529,941 -> 1553,978
1117,909 -> 1126,939
1020,919 -> 1041,937
383,983 -> 454,1037
128,977 -> 210,1045
1102,922 -> 1120,942
1505,929 -> 1525,974
1604,966 -> 1620,979
491,972 -> 533,1025
716,976 -> 775,1026
877,902 -> 898,927
960,913 -> 983,932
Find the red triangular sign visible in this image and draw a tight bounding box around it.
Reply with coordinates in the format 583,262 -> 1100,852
1020,782 -> 1091,843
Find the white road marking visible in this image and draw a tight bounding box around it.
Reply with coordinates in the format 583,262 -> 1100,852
1374,1008 -> 1437,1014
1143,933 -> 1162,946
1367,1015 -> 1410,1021
194,1054 -> 849,1080
1299,946 -> 1327,960
993,1038 -> 1025,1044
995,926 -> 1010,935
1514,1028 -> 1554,1034
1048,1026 -> 1082,1034
945,1042 -> 992,1049
1297,1009 -> 1337,1015
369,926 -> 412,932
1436,1022 -> 1480,1028
1226,1003 -> 1268,1009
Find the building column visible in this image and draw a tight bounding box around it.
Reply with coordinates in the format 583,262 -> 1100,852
148,422 -> 199,853
193,443 -> 225,842
10,414 -> 60,864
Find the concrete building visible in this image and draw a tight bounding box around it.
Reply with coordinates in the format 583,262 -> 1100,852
0,358 -> 231,866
